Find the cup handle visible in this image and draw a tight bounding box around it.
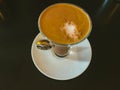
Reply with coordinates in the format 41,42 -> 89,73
36,39 -> 70,57
36,39 -> 52,50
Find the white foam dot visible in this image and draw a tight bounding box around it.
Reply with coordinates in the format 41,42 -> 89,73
64,22 -> 76,34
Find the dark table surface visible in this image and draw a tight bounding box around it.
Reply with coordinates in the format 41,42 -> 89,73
0,0 -> 120,90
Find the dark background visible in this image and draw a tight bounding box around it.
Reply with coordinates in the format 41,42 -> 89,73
0,0 -> 120,90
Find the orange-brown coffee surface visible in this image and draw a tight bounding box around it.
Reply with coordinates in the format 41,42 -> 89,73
40,3 -> 91,44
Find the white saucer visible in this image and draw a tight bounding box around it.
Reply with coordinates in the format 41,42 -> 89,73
31,33 -> 92,80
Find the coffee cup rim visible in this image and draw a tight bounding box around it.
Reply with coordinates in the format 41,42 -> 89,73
38,3 -> 92,46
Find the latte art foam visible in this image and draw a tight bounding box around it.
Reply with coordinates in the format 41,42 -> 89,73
61,21 -> 81,42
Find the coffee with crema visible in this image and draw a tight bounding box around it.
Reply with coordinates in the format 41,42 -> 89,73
39,3 -> 92,44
